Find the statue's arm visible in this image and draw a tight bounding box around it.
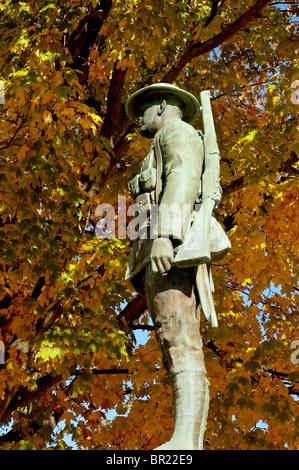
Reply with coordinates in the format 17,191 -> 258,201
154,121 -> 203,243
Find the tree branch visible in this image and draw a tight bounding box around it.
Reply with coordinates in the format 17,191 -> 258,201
279,151 -> 298,175
1,373 -> 63,423
204,0 -> 225,27
0,367 -> 130,424
163,0 -> 272,83
131,324 -> 155,331
223,175 -> 246,195
222,150 -> 298,197
100,60 -> 128,140
117,294 -> 147,330
66,0 -> 113,84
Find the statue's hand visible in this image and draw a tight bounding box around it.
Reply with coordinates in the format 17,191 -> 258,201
150,238 -> 174,274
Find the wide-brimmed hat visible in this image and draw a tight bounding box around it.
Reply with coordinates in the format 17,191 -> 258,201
125,83 -> 200,124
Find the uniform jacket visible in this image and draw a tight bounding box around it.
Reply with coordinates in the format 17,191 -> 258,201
125,119 -> 203,292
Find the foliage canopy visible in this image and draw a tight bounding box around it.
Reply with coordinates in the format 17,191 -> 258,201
0,0 -> 298,450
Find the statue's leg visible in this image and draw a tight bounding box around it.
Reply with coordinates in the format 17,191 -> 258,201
144,266 -> 209,450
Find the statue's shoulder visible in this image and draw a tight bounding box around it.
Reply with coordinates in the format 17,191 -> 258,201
159,120 -> 202,149
165,119 -> 195,131
161,119 -> 198,139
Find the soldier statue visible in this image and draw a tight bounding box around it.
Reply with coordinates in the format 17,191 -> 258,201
124,83 -> 230,450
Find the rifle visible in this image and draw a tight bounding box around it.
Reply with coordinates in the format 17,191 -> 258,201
174,90 -> 223,266
196,90 -> 220,328
174,90 -> 228,327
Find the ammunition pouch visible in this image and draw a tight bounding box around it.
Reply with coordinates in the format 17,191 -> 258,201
128,168 -> 157,199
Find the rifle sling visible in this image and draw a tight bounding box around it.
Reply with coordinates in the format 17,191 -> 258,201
154,135 -> 163,205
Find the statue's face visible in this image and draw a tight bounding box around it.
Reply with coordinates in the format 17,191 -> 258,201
137,103 -> 160,138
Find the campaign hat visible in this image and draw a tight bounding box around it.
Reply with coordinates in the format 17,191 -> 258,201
125,83 -> 200,124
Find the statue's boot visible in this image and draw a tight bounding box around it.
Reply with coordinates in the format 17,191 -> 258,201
154,369 -> 210,450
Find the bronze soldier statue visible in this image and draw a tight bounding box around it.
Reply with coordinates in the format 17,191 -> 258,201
125,83 -> 230,450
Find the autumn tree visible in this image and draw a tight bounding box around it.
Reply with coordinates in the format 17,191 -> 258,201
0,0 -> 298,450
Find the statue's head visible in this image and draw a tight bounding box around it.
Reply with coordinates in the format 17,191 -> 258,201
125,83 -> 199,138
